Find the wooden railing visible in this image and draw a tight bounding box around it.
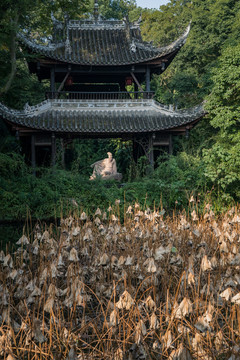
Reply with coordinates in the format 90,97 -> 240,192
45,91 -> 155,100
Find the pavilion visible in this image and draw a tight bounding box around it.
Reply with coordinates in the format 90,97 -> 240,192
0,2 -> 204,171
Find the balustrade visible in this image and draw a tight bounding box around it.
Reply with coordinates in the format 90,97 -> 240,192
46,91 -> 155,100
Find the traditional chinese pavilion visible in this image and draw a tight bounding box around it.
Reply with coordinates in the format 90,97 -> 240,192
0,2 -> 204,172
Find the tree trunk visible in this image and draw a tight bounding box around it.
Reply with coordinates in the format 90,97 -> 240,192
0,14 -> 19,94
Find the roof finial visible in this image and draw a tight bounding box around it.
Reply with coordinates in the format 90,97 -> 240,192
94,0 -> 99,22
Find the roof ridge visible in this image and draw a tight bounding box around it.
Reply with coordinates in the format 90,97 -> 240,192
0,99 -> 205,115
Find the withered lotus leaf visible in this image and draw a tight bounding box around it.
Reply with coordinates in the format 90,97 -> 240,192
0,204 -> 240,358
116,290 -> 134,310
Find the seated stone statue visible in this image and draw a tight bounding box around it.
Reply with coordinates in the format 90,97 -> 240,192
90,152 -> 122,181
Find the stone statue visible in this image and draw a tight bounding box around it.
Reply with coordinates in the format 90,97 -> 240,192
90,152 -> 122,181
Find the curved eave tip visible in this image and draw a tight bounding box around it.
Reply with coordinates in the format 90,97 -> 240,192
182,21 -> 191,41
155,21 -> 191,52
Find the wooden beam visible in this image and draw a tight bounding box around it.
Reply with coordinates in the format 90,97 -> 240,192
36,60 -> 148,73
130,72 -> 144,92
35,142 -> 51,146
57,71 -> 70,92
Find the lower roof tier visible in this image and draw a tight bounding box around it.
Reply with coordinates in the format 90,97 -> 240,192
0,99 -> 205,134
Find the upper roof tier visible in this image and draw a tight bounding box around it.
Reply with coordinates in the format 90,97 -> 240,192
18,16 -> 190,66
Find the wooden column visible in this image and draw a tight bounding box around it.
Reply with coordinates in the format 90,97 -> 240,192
120,81 -> 126,92
15,130 -> 19,142
61,139 -> 65,169
134,82 -> 138,99
51,133 -> 56,168
148,134 -> 154,168
50,67 -> 55,93
31,134 -> 36,176
169,134 -> 173,155
134,135 -> 154,168
146,66 -> 151,93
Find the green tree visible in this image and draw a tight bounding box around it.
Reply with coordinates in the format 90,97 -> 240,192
203,44 -> 240,195
142,0 -> 239,108
140,0 -> 192,46
0,0 -> 89,97
87,0 -> 137,20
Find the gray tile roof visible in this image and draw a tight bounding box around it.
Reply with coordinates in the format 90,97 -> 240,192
0,99 -> 204,134
18,19 -> 190,66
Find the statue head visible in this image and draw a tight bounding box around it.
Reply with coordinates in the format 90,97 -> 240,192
107,152 -> 112,159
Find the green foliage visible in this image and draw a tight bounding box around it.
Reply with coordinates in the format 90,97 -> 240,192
153,152 -> 206,207
99,0 -> 137,19
86,0 -> 137,20
0,152 -> 28,178
0,0 -> 89,96
142,0 -> 240,110
203,44 -> 240,195
140,0 -> 192,46
152,71 -> 200,107
0,150 -> 234,221
0,0 -> 240,221
127,156 -> 151,181
1,60 -> 47,108
70,139 -> 111,175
